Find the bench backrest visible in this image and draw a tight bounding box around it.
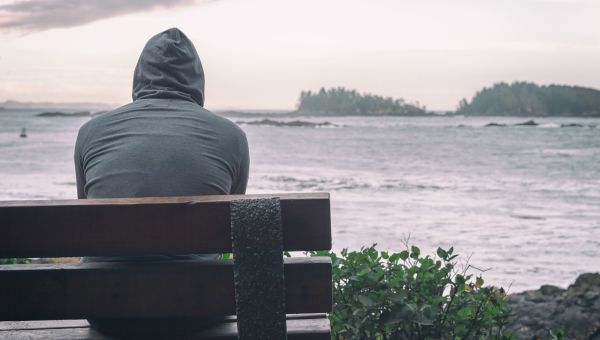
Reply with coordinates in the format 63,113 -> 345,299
0,193 -> 332,331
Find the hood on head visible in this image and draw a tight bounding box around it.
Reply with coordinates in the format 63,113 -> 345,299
132,28 -> 205,106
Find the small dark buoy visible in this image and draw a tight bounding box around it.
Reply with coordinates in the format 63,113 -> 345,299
20,128 -> 27,138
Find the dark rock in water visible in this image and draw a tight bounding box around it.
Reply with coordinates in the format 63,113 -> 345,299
485,122 -> 508,127
237,119 -> 335,128
514,120 -> 538,126
561,123 -> 585,128
36,111 -> 90,117
19,128 -> 27,138
505,272 -> 600,339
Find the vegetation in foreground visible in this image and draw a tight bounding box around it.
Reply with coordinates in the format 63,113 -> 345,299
309,244 -> 512,339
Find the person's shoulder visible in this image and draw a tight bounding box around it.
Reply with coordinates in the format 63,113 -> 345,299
76,103 -> 137,143
196,107 -> 248,156
199,106 -> 247,139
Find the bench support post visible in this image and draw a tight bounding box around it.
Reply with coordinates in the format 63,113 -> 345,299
230,198 -> 287,339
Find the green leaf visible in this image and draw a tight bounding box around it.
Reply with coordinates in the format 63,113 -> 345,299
357,268 -> 371,276
414,314 -> 434,326
436,247 -> 447,259
399,250 -> 409,261
389,294 -> 404,304
476,276 -> 484,288
410,246 -> 420,259
357,295 -> 375,307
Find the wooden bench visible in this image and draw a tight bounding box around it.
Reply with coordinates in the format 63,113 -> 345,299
0,193 -> 332,339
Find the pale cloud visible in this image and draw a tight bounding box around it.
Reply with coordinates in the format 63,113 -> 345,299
0,0 -> 198,33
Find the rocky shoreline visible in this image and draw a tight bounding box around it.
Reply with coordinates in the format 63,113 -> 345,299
505,273 -> 600,339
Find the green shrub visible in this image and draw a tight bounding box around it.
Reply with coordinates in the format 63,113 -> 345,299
310,244 -> 512,339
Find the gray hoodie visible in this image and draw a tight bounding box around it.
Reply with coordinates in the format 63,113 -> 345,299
75,28 -> 249,200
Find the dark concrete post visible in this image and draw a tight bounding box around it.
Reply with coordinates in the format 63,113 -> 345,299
230,198 -> 287,339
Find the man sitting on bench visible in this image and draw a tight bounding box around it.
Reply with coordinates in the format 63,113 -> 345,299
73,27 -> 250,335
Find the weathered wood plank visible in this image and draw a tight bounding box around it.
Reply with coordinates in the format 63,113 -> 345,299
0,258 -> 332,320
0,193 -> 331,258
0,320 -> 90,331
0,193 -> 328,207
0,317 -> 330,339
197,317 -> 331,340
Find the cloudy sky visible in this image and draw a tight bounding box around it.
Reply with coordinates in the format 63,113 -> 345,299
0,0 -> 599,110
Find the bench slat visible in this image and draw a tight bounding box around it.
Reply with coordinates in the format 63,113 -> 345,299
0,193 -> 331,258
0,257 -> 331,320
0,317 -> 331,339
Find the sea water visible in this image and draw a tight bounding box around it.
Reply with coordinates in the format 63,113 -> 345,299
1,108 -> 599,292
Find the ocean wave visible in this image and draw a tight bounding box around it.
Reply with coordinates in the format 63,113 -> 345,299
511,214 -> 546,220
55,181 -> 76,186
257,175 -> 444,192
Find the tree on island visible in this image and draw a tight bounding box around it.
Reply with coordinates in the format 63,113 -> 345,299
297,87 -> 428,116
456,82 -> 600,116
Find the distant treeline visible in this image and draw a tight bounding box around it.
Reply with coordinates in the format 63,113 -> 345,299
456,82 -> 600,116
297,87 -> 429,116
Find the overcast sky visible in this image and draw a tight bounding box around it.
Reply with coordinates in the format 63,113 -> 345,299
1,0 -> 599,110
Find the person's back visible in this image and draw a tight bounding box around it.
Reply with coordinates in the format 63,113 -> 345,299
73,27 -> 249,336
75,28 -> 248,199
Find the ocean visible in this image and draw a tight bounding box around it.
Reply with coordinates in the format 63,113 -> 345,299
1,108 -> 599,292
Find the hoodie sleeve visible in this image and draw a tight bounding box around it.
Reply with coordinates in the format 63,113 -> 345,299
231,132 -> 249,195
74,131 -> 87,199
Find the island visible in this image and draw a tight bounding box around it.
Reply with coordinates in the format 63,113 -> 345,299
456,82 -> 600,117
295,87 -> 430,116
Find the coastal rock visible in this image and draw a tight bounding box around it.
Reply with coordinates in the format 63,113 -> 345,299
514,120 -> 538,126
505,273 -> 600,339
485,122 -> 508,127
237,119 -> 335,128
36,111 -> 90,117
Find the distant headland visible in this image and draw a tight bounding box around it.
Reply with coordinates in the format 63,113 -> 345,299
291,83 -> 600,117
4,81 -> 600,118
0,100 -> 114,112
456,82 -> 600,117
